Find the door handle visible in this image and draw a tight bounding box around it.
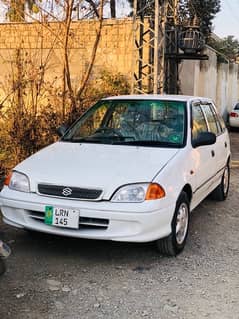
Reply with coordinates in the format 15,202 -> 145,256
225,142 -> 227,148
211,150 -> 215,157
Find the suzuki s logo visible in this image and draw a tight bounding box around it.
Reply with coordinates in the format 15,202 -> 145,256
62,187 -> 72,197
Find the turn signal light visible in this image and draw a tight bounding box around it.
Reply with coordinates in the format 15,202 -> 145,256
4,172 -> 12,186
145,183 -> 165,200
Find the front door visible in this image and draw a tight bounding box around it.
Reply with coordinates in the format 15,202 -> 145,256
190,102 -> 215,207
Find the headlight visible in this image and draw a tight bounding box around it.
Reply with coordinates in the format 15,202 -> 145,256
111,183 -> 165,203
5,171 -> 30,193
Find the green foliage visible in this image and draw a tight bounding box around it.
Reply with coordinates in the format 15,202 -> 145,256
208,35 -> 239,62
64,71 -> 130,124
127,0 -> 154,16
5,0 -> 39,22
0,106 -> 61,176
178,0 -> 221,36
0,55 -> 130,178
31,3 -> 40,14
87,71 -> 130,99
7,0 -> 25,22
127,0 -> 221,36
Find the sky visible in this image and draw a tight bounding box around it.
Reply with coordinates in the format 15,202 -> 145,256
212,0 -> 239,39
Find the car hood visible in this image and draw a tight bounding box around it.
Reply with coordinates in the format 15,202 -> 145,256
15,142 -> 180,199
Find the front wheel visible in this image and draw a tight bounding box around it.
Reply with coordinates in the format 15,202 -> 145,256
211,164 -> 230,201
0,258 -> 6,275
156,192 -> 190,256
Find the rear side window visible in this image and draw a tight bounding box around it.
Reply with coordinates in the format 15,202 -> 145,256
202,103 -> 226,134
211,103 -> 226,133
191,104 -> 208,141
217,115 -> 226,132
201,104 -> 219,135
212,104 -> 226,132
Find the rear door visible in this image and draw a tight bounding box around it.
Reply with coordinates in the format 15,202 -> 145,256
200,101 -> 229,184
191,102 -> 215,204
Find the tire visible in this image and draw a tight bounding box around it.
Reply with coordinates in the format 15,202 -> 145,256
0,258 -> 6,276
156,192 -> 190,256
211,164 -> 230,201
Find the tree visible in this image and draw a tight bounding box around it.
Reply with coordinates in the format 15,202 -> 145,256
209,35 -> 239,61
4,1 -> 106,22
0,0 -> 130,176
178,0 -> 221,36
7,0 -> 38,21
127,0 -> 220,36
127,0 -> 154,15
1,0 -> 106,117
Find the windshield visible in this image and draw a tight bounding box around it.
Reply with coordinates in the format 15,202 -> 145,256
62,99 -> 187,147
234,103 -> 239,110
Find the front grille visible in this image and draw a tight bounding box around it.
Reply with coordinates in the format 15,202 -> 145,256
38,184 -> 102,200
28,210 -> 109,230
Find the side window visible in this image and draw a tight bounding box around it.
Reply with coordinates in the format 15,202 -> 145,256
201,104 -> 219,135
218,116 -> 226,131
212,104 -> 226,132
209,102 -> 226,133
191,104 -> 208,141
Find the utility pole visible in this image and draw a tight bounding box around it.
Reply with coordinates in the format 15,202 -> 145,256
165,0 -> 179,94
131,0 -> 208,95
131,0 -> 179,95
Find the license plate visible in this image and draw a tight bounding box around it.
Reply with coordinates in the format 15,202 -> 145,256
44,206 -> 79,229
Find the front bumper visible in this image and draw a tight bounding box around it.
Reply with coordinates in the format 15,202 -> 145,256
0,188 -> 175,243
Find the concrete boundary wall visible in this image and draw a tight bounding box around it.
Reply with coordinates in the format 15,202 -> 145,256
0,19 -> 238,117
180,46 -> 239,118
0,19 -> 134,91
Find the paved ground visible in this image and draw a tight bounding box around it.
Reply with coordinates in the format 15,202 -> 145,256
0,132 -> 238,319
230,130 -> 239,165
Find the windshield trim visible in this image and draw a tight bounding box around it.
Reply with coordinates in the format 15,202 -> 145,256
60,139 -> 183,149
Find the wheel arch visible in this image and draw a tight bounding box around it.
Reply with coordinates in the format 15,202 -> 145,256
181,184 -> 193,203
227,155 -> 231,166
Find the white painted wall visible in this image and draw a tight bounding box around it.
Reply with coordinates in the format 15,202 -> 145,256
216,63 -> 229,117
228,64 -> 239,112
180,46 -> 239,120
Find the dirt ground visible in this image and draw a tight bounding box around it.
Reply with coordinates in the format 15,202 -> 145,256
0,132 -> 238,319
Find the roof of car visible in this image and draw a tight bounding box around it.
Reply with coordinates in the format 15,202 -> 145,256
103,94 -> 212,103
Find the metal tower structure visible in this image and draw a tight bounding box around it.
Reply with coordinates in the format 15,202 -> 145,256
131,0 -> 179,95
131,0 -> 209,96
164,0 -> 179,94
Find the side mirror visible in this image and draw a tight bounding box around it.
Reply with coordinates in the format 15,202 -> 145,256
192,132 -> 216,148
56,125 -> 68,137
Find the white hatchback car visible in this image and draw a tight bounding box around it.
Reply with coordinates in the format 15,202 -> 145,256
229,102 -> 239,128
0,95 -> 230,256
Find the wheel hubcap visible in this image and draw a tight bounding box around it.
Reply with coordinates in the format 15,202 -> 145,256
175,203 -> 189,245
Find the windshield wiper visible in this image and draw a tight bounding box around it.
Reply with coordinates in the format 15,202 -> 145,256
61,137 -> 104,144
112,140 -> 182,147
62,135 -> 128,144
